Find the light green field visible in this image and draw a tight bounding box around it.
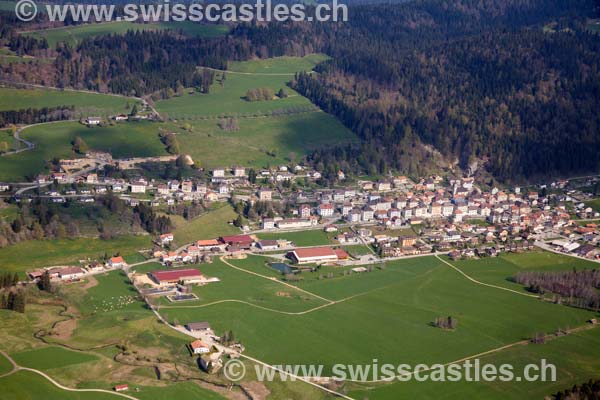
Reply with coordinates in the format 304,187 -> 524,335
10,347 -> 98,371
228,54 -> 329,73
349,327 -> 600,400
0,87 -> 133,112
171,204 -> 240,244
585,198 -> 600,212
0,351 -> 13,375
161,254 -> 595,375
0,371 -> 118,400
257,229 -> 333,247
452,250 -> 600,294
158,258 -> 327,314
23,21 -> 229,48
175,112 -> 357,169
0,120 -> 166,181
155,73 -> 311,119
0,235 -> 151,275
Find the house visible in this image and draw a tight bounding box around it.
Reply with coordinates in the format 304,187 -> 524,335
204,191 -> 218,201
114,384 -> 129,392
150,269 -> 204,285
258,189 -> 272,201
318,203 -> 335,217
185,321 -> 211,332
262,218 -> 275,230
85,117 -> 101,126
0,183 -> 9,192
108,256 -> 126,268
289,247 -> 338,264
190,340 -> 211,354
130,181 -> 147,193
113,114 -> 128,121
257,240 -> 279,251
377,181 -> 392,191
159,233 -> 174,245
197,239 -> 223,251
220,234 -> 254,249
86,173 -> 98,184
57,266 -> 85,280
233,166 -> 246,177
181,180 -> 193,193
299,204 -> 311,218
212,168 -> 225,177
276,218 -> 314,229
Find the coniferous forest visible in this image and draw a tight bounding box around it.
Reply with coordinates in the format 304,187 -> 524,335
1,0 -> 599,182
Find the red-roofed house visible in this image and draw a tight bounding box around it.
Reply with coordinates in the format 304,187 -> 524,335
289,247 -> 339,264
114,384 -> 128,392
190,340 -> 211,354
108,256 -> 126,268
220,235 -> 254,249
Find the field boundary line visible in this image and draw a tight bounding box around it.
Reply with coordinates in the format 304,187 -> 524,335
435,255 -> 539,298
0,350 -> 140,399
220,256 -> 334,303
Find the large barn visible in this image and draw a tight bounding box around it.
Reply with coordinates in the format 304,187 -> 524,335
149,269 -> 204,285
288,247 -> 339,264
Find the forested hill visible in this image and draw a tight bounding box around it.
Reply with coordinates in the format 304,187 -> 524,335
248,0 -> 600,183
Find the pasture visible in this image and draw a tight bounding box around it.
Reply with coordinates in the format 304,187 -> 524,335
23,21 -> 229,48
0,235 -> 151,275
10,347 -> 98,371
349,327 -> 600,400
160,254 -> 596,374
257,229 -> 333,247
174,112 -> 357,169
0,87 -> 134,113
157,257 -> 327,314
0,120 -> 166,181
228,54 -> 329,73
171,204 -> 240,244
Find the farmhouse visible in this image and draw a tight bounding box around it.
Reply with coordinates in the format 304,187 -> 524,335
257,240 -> 279,251
150,269 -> 204,285
108,256 -> 126,268
220,234 -> 254,249
85,117 -> 101,126
114,384 -> 128,392
159,233 -> 174,245
258,188 -> 272,201
190,340 -> 211,354
289,247 -> 339,264
51,266 -> 85,280
197,239 -> 223,251
185,321 -> 211,332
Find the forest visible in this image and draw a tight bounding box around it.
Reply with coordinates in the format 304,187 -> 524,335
0,0 -> 599,182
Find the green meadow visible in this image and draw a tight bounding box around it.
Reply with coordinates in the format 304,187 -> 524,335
0,120 -> 166,181
228,54 -> 329,73
257,229 -> 334,247
0,235 -> 151,275
161,254 -> 596,374
158,258 -> 327,314
349,327 -> 600,400
171,204 -> 240,244
10,347 -> 98,371
0,87 -> 133,113
175,112 -> 357,169
23,21 -> 229,48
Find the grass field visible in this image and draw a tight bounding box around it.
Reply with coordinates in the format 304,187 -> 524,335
0,371 -> 118,400
349,327 -> 600,400
452,250 -> 600,294
158,257 -> 327,314
0,87 -> 134,113
171,204 -> 240,244
10,347 -> 98,371
160,254 -> 596,375
0,120 -> 166,181
0,235 -> 151,275
585,198 -> 600,212
228,54 -> 329,73
174,112 -> 357,169
23,21 -> 229,48
0,351 -> 13,375
257,229 -> 333,247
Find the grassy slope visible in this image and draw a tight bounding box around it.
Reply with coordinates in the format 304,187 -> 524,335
0,235 -> 150,275
162,255 -> 595,372
349,327 -> 600,400
257,230 -> 333,247
0,120 -> 166,181
171,204 -> 239,245
10,347 -> 98,371
0,87 -> 133,113
175,112 -> 357,169
228,54 -> 329,73
23,21 -> 228,48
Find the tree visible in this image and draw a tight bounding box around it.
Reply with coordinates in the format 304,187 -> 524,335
248,169 -> 257,184
72,136 -> 89,154
233,215 -> 243,227
39,271 -> 52,292
130,103 -> 138,116
277,88 -> 288,98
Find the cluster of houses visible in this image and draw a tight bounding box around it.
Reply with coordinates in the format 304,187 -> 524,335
27,256 -> 127,282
